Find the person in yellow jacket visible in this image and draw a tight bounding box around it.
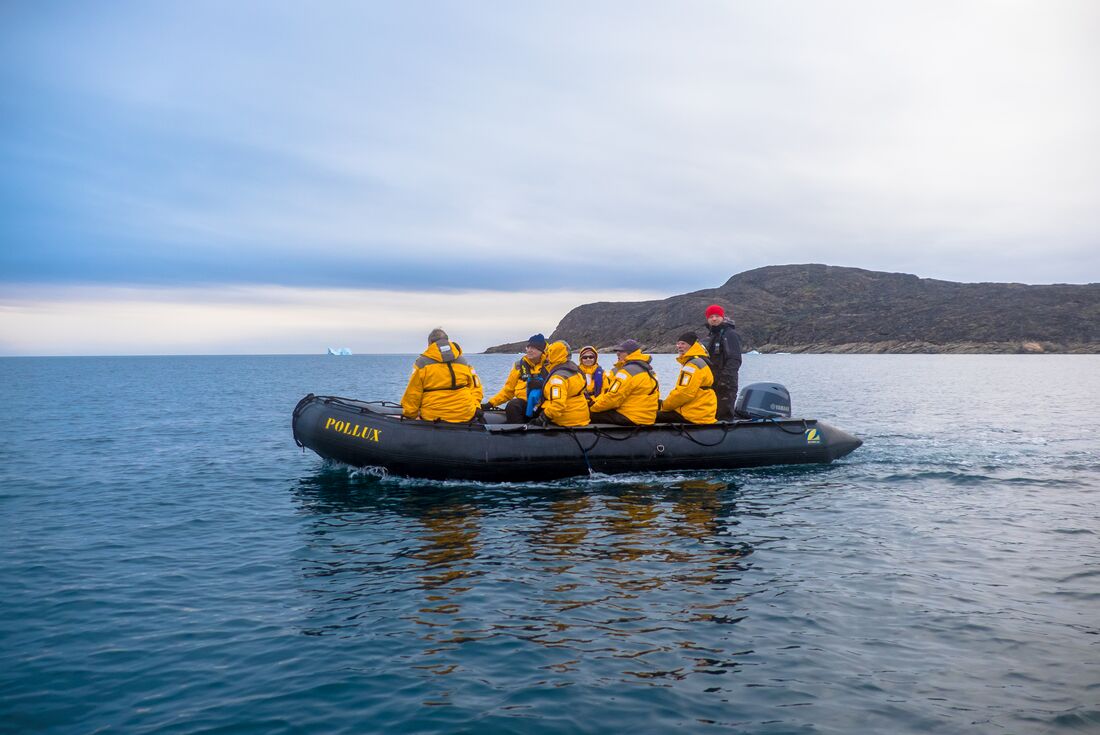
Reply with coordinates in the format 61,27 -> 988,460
483,333 -> 549,423
401,328 -> 484,423
577,345 -> 608,400
589,340 -> 659,425
531,341 -> 590,427
656,332 -> 717,424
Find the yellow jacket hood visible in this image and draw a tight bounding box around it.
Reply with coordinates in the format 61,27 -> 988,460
420,339 -> 463,363
544,340 -> 571,369
677,341 -> 708,365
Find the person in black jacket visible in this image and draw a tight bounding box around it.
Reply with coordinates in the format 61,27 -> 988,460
703,304 -> 742,420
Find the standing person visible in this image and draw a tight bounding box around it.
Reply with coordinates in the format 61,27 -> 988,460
655,332 -> 717,424
483,333 -> 549,423
703,304 -> 742,421
532,341 -> 590,427
401,328 -> 484,423
577,345 -> 606,401
589,340 -> 659,426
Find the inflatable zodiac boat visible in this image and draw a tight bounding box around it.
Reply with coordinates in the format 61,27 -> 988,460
292,383 -> 862,482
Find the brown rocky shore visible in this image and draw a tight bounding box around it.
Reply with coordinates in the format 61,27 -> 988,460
485,264 -> 1100,355
753,340 -> 1097,355
487,340 -> 1095,355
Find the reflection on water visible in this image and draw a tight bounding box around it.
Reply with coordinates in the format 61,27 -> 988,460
414,501 -> 481,591
292,469 -> 759,696
530,492 -> 591,557
6,354 -> 1098,733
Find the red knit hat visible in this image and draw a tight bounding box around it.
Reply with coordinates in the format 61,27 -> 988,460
705,304 -> 725,318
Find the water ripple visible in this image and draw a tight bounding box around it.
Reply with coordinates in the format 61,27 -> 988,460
2,354 -> 1099,734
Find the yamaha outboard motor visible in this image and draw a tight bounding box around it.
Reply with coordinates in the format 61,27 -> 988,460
735,382 -> 792,419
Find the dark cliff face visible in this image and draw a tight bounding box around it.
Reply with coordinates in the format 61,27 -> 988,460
485,264 -> 1100,354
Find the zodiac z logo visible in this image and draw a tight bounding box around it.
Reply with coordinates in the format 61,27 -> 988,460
805,428 -> 821,444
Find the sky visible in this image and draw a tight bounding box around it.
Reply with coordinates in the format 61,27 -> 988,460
1,1 -> 1098,355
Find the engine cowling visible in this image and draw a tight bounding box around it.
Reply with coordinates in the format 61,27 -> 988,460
735,382 -> 792,419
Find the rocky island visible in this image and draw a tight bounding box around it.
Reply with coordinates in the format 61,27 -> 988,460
486,264 -> 1100,354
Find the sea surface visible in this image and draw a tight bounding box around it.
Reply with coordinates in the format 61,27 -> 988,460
1,353 -> 1098,734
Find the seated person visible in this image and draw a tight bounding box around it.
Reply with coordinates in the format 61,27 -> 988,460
534,341 -> 590,427
589,340 -> 659,426
483,333 -> 548,423
577,345 -> 607,400
401,328 -> 483,423
655,332 -> 717,424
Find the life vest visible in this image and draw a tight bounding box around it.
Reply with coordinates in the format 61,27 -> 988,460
581,363 -> 604,397
705,321 -> 736,372
415,339 -> 475,392
523,363 -> 550,417
517,356 -> 547,387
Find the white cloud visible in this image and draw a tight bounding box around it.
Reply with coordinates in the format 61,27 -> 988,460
3,1 -> 1098,297
0,284 -> 666,356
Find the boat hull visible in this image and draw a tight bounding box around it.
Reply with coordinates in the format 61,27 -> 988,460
292,395 -> 862,482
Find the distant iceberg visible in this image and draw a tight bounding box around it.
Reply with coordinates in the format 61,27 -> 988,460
327,347 -> 353,356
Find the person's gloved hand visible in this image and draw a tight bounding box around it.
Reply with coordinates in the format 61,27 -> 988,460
530,413 -> 550,427
481,401 -> 493,410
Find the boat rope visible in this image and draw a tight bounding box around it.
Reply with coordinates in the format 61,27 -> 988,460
592,426 -> 642,441
320,397 -> 404,414
293,393 -> 316,418
569,431 -> 597,475
674,422 -> 732,447
766,418 -> 812,435
292,393 -> 316,447
322,396 -> 365,411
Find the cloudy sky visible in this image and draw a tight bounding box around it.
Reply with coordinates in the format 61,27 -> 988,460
2,1 -> 1097,354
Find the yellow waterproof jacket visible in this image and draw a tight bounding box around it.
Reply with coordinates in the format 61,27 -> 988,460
590,350 -> 659,424
578,360 -> 609,398
486,353 -> 548,407
540,341 -> 590,427
661,342 -> 717,424
401,339 -> 483,422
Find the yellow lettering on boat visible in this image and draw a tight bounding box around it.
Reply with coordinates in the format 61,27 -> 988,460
323,418 -> 382,443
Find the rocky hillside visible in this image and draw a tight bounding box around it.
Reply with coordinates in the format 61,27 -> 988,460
486,264 -> 1100,354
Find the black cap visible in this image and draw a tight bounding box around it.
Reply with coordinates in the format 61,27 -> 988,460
527,333 -> 547,351
677,331 -> 698,344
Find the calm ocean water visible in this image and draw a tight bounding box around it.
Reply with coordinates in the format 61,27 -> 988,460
1,353 -> 1098,734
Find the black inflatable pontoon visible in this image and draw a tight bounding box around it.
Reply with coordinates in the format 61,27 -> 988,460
292,390 -> 862,482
